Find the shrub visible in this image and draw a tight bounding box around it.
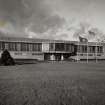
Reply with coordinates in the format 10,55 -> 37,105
0,49 -> 15,66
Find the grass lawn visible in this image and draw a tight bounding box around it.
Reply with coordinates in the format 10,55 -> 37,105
0,62 -> 105,105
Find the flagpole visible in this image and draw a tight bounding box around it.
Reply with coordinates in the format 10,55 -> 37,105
87,41 -> 88,63
95,41 -> 97,63
77,39 -> 79,62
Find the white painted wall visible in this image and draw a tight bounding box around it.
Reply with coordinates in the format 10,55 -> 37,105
0,51 -> 44,61
42,43 -> 49,52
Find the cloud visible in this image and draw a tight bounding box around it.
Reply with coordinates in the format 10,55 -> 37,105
0,0 -> 104,41
0,0 -> 67,39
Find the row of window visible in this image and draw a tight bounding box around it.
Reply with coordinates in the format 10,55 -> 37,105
77,45 -> 103,53
0,42 -> 42,51
0,41 -> 103,53
49,43 -> 74,52
0,42 -> 75,52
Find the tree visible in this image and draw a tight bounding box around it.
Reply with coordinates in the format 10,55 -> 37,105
73,22 -> 91,40
88,27 -> 104,42
0,49 -> 15,66
73,22 -> 104,42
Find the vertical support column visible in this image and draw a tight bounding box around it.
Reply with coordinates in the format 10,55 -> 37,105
64,42 -> 66,52
54,41 -> 56,52
87,42 -> 88,63
53,43 -> 55,52
17,43 -> 21,51
95,42 -> 98,63
0,41 -> 2,51
102,45 -> 104,54
77,41 -> 79,62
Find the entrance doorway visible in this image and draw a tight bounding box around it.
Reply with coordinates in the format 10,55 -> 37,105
44,53 -> 71,61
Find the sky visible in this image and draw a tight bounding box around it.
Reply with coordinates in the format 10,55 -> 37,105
0,0 -> 105,41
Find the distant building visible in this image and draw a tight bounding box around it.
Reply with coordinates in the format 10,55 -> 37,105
0,36 -> 104,61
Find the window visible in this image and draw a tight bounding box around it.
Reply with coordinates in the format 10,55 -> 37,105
32,43 -> 42,51
28,44 -> 33,51
8,42 -> 16,51
4,43 -> 8,49
55,43 -> 65,51
0,42 -> 3,50
65,44 -> 74,52
95,46 -> 103,53
21,43 -> 28,51
80,45 -> 87,53
49,43 -> 55,51
17,43 -> 21,51
88,46 -> 95,53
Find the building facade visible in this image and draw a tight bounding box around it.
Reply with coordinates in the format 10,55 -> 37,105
72,42 -> 104,60
0,36 -> 104,61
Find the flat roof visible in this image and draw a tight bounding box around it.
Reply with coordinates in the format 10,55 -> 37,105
0,36 -> 76,43
0,35 -> 104,46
